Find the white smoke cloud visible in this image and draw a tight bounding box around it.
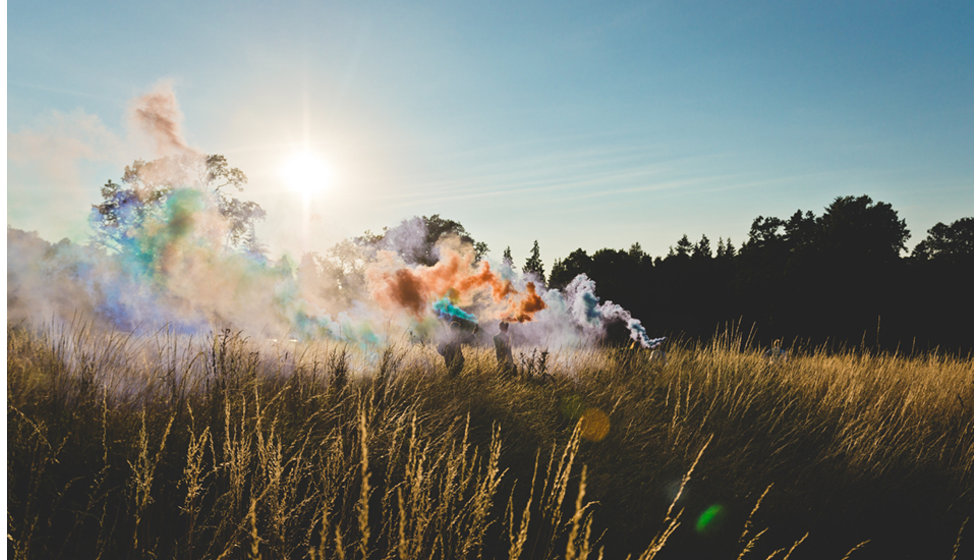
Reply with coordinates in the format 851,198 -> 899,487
8,86 -> 663,367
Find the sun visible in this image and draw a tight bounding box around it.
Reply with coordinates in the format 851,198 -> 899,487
281,151 -> 333,196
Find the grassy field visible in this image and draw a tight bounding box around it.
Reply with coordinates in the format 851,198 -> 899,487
6,323 -> 973,559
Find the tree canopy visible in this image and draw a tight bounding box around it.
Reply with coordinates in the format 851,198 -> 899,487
357,214 -> 489,266
912,217 -> 973,264
91,154 -> 265,254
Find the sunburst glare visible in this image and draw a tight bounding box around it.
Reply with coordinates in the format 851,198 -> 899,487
281,150 -> 332,197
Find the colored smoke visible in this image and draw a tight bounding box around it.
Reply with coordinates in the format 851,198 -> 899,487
433,298 -> 478,323
367,242 -> 536,324
9,222 -> 660,352
8,86 -> 662,359
131,83 -> 194,156
506,282 -> 546,323
564,274 -> 660,348
375,267 -> 429,317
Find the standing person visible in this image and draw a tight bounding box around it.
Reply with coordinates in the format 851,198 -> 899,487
764,338 -> 787,364
493,321 -> 516,376
649,336 -> 668,363
438,320 -> 476,377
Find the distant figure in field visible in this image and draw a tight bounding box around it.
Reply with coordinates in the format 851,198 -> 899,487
630,336 -> 668,363
649,336 -> 668,363
493,321 -> 516,376
438,320 -> 476,377
764,338 -> 787,364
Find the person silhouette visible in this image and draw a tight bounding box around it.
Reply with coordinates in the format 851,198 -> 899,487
493,321 -> 516,376
438,319 -> 476,377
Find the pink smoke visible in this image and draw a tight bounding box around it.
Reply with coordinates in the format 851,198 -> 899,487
130,84 -> 194,156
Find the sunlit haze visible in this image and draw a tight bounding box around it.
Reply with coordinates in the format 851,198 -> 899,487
7,1 -> 974,270
5,5 -> 974,558
281,151 -> 333,198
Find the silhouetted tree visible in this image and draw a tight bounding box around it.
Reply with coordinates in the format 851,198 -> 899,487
912,218 -> 973,265
693,235 -> 712,260
358,214 -> 488,266
544,196 -> 972,352
783,210 -> 819,258
92,154 -> 265,253
502,246 -> 514,268
818,195 -> 909,263
523,240 -> 545,280
628,242 -> 653,267
901,217 -> 974,351
420,215 -> 489,262
716,237 -> 736,260
549,248 -> 592,289
669,234 -> 693,258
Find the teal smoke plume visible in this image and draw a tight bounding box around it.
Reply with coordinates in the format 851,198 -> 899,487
432,297 -> 477,323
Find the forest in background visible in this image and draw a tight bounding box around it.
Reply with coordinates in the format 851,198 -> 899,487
543,196 -> 973,353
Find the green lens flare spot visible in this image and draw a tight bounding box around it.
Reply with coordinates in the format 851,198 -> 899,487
695,504 -> 725,534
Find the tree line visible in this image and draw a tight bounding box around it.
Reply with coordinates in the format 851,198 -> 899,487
89,156 -> 972,353
546,195 -> 973,353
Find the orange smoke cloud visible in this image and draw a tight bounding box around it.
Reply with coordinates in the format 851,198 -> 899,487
421,250 -> 468,298
374,268 -> 429,317
505,282 -> 546,323
370,249 -> 545,322
459,260 -> 517,301
371,250 -> 471,317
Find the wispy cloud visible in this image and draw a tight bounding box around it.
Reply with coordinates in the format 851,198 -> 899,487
8,80 -> 128,104
365,143 -> 731,210
8,108 -> 124,186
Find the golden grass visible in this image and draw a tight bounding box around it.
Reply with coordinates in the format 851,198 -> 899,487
6,323 -> 973,559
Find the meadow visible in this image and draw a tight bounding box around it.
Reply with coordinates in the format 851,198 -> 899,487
7,323 -> 973,560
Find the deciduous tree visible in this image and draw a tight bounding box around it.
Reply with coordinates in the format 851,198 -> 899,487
912,217 -> 973,264
91,154 -> 265,253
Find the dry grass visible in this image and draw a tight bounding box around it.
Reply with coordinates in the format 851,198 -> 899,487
6,322 -> 973,559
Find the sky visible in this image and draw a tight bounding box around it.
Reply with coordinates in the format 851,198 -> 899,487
7,1 -> 974,271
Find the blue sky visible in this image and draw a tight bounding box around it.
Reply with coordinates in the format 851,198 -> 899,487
7,1 -> 974,269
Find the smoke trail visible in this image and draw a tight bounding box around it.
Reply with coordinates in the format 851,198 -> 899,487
130,83 -> 193,156
563,274 -> 660,348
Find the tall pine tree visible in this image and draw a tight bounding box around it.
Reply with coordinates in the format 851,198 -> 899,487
523,240 -> 545,280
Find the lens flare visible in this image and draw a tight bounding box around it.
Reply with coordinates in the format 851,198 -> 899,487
580,408 -> 611,442
695,504 -> 725,534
